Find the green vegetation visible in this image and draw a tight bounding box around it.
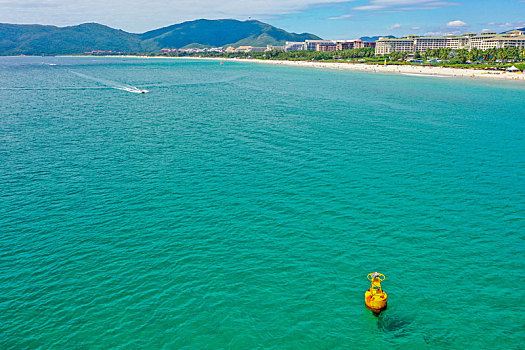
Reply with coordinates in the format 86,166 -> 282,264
162,46 -> 524,70
0,20 -> 321,55
385,47 -> 525,64
3,20 -> 523,72
162,48 -> 376,61
264,48 -> 376,60
0,23 -> 144,55
140,19 -> 320,50
384,47 -> 525,70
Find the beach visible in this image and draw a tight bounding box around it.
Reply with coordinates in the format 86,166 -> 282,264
218,57 -> 525,81
170,56 -> 523,81
73,55 -> 525,81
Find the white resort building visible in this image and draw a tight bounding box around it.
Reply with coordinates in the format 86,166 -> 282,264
284,42 -> 307,52
375,30 -> 525,55
304,40 -> 335,51
283,39 -> 376,52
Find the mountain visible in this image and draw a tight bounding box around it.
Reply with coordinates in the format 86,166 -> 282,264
0,23 -> 143,55
360,35 -> 395,42
503,27 -> 525,33
140,19 -> 321,50
0,20 -> 321,55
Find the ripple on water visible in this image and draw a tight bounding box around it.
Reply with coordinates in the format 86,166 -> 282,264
0,56 -> 524,349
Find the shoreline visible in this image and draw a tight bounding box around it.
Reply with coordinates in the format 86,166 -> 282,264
10,55 -> 525,81
181,56 -> 525,81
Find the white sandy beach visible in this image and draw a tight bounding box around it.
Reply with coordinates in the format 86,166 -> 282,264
223,58 -> 525,81
81,55 -> 525,81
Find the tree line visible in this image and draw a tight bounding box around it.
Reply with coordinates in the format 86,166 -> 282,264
387,47 -> 525,63
263,48 -> 376,60
157,46 -> 525,67
161,48 -> 376,60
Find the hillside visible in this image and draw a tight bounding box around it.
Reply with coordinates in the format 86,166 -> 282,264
0,23 -> 143,55
141,19 -> 321,49
504,27 -> 525,33
0,19 -> 321,55
360,35 -> 395,42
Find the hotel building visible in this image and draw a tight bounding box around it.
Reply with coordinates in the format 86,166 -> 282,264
304,40 -> 335,51
316,42 -> 337,51
375,30 -> 525,55
335,39 -> 376,50
284,41 -> 307,51
283,39 -> 376,52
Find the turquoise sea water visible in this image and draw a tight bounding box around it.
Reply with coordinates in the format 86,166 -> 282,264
1,56 -> 524,349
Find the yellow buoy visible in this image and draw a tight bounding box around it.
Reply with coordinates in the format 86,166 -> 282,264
365,272 -> 387,314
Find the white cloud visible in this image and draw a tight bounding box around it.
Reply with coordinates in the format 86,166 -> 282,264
487,21 -> 525,28
411,26 -> 421,30
0,0 -> 351,32
388,23 -> 402,30
424,30 -> 459,36
353,0 -> 458,11
446,20 -> 468,27
328,14 -> 354,20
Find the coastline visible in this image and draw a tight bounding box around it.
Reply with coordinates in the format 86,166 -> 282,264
184,56 -> 525,81
51,55 -> 525,81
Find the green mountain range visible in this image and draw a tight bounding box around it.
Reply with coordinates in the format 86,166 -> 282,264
360,35 -> 395,42
0,19 -> 321,55
505,27 -> 525,33
141,19 -> 321,49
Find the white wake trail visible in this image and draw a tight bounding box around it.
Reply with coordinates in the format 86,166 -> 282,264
71,71 -> 148,93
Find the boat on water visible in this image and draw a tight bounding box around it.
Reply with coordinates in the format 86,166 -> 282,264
117,87 -> 149,94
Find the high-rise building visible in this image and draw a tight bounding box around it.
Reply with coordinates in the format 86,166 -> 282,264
304,40 -> 335,51
284,42 -> 306,52
375,30 -> 525,55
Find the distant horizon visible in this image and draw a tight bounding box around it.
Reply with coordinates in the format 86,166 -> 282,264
2,18 -> 524,41
1,0 -> 524,39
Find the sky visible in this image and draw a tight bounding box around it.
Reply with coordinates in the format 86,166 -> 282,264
1,0 -> 524,38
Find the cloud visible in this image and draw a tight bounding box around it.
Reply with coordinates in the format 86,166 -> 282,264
388,23 -> 402,30
327,14 -> 354,20
0,0 -> 351,32
424,31 -> 459,36
411,26 -> 421,30
353,0 -> 458,11
446,20 -> 468,27
487,21 -> 525,28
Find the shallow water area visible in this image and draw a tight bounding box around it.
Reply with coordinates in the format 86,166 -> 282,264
1,56 -> 524,349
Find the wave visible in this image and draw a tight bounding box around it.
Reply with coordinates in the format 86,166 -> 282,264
401,73 -> 448,78
0,87 -> 109,91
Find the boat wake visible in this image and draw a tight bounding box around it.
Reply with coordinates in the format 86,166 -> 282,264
116,87 -> 149,94
0,87 -> 109,91
71,71 -> 148,93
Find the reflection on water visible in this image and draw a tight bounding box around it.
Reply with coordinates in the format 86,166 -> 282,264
377,314 -> 412,335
